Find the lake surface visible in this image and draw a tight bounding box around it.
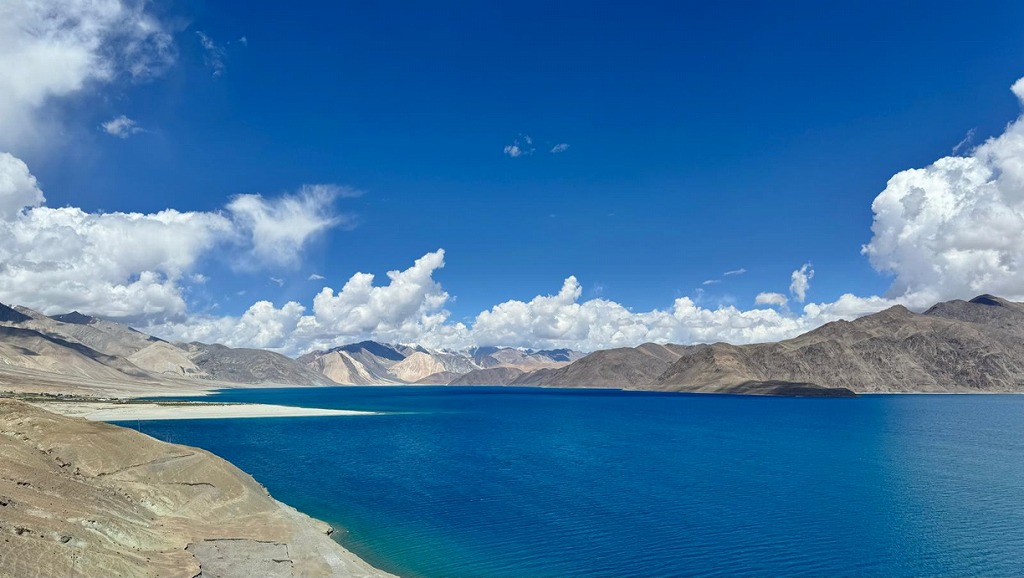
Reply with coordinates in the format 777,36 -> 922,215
127,387 -> 1024,577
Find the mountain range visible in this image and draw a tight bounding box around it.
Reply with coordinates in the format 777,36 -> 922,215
3,294 -> 1024,396
0,303 -> 582,392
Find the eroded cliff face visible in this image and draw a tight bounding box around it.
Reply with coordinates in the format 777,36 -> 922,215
0,399 -> 393,578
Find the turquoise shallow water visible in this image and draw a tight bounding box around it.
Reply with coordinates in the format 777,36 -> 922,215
127,387 -> 1024,577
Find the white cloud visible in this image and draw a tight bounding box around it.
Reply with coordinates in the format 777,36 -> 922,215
150,256 -> 852,355
0,153 -> 45,220
702,279 -> 720,285
503,135 -> 535,158
789,263 -> 813,303
308,273 -> 325,281
466,275 -> 827,351
270,277 -> 284,287
755,292 -> 788,307
101,115 -> 143,138
0,204 -> 233,320
0,167 -> 349,321
504,144 -> 524,158
226,184 -> 346,268
151,250 -> 470,353
196,31 -> 226,77
862,76 -> 1024,304
724,268 -> 747,276
1013,77 -> 1024,102
952,128 -> 976,155
0,0 -> 173,151
550,143 -> 570,153
310,250 -> 455,342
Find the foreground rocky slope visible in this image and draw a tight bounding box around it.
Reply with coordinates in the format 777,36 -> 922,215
0,398 -> 391,578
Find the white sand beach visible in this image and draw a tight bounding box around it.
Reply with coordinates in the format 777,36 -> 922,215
31,401 -> 378,421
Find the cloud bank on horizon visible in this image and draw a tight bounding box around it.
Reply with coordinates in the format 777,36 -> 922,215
2,1 -> 1024,354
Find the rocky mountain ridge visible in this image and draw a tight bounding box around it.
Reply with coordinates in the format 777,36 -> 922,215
501,294 -> 1024,395
3,295 -> 1024,396
0,304 -> 582,391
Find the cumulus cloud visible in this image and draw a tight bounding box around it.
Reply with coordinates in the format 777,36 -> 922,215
101,115 -> 144,138
0,203 -> 233,320
755,292 -> 788,307
152,250 -> 470,352
0,153 -> 45,220
0,0 -> 173,150
466,276 -> 830,351
550,143 -> 570,153
196,31 -> 226,77
311,250 -> 454,340
861,79 -> 1024,305
150,252 -> 870,356
0,168 -> 349,321
789,263 -> 813,303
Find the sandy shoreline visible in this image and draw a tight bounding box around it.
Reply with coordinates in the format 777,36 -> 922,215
31,400 -> 379,421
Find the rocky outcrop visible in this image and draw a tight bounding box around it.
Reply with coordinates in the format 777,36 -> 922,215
0,398 -> 392,578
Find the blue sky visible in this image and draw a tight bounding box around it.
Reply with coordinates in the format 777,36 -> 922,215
3,1 -> 1024,352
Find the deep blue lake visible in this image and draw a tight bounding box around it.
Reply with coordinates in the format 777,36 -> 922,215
125,387 -> 1024,577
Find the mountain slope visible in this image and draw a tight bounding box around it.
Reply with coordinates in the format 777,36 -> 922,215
0,325 -> 153,382
506,296 -> 1024,394
513,345 -> 683,388
449,366 -> 526,386
181,343 -> 337,386
22,309 -> 160,358
922,294 -> 1024,338
656,304 -> 1024,393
